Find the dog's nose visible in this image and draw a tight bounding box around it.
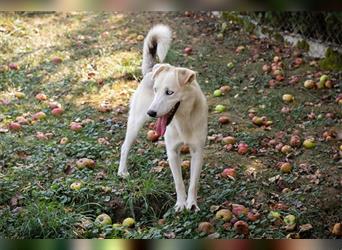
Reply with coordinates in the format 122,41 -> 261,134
147,110 -> 157,118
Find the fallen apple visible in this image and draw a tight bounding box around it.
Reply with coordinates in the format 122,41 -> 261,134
70,122 -> 82,131
222,136 -> 236,145
218,116 -> 230,124
35,93 -> 48,101
15,92 -> 25,99
213,89 -> 222,97
8,122 -> 21,132
319,74 -> 329,84
269,79 -> 277,88
32,111 -> 46,121
262,64 -> 271,73
316,81 -> 325,89
227,62 -> 234,69
214,104 -> 225,113
331,223 -> 342,236
232,204 -> 248,217
147,130 -> 159,142
60,137 -> 69,144
235,46 -> 245,53
221,168 -> 236,178
95,213 -> 112,226
281,145 -> 293,154
215,209 -> 233,222
280,162 -> 292,173
36,132 -> 48,140
284,214 -> 296,225
51,57 -> 62,64
76,158 -> 95,169
290,135 -> 301,147
324,80 -> 333,88
16,116 -> 29,125
70,181 -> 82,190
247,211 -> 260,222
48,101 -> 61,109
304,80 -> 315,89
136,35 -> 144,41
269,211 -> 281,219
234,220 -> 249,235
294,57 -> 303,66
183,46 -> 192,55
275,75 -> 285,81
219,85 -> 231,93
303,139 -> 316,149
252,116 -> 264,126
8,63 -> 19,70
52,107 -> 64,116
122,217 -> 135,228
237,143 -> 248,155
180,144 -> 190,154
181,160 -> 190,169
273,56 -> 281,63
198,222 -> 214,234
282,94 -> 294,103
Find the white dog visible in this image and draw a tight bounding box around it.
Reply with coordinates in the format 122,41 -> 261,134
118,25 -> 208,211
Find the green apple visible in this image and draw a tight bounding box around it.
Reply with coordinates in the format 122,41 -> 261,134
227,62 -> 234,69
122,217 -> 135,228
213,89 -> 222,97
319,74 -> 329,84
303,139 -> 316,149
215,104 -> 225,113
70,181 -> 82,190
269,211 -> 281,219
284,214 -> 296,225
95,213 -> 112,226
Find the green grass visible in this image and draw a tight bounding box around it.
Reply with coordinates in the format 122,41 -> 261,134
0,12 -> 341,239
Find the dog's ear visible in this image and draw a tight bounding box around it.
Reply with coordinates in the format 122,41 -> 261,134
152,64 -> 170,80
177,68 -> 196,86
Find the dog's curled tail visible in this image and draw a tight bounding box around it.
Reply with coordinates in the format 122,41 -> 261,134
142,24 -> 172,76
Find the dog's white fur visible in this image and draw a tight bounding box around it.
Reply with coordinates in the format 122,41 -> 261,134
118,25 -> 208,212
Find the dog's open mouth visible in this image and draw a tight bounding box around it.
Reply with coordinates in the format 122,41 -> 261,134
155,101 -> 180,137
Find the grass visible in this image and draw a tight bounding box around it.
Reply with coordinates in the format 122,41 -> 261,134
0,12 -> 341,239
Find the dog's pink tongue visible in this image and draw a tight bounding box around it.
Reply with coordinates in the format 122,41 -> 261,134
155,115 -> 168,137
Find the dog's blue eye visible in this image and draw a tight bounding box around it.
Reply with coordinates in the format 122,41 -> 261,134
165,90 -> 174,95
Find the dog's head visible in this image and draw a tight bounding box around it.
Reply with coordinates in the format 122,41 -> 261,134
147,63 -> 196,136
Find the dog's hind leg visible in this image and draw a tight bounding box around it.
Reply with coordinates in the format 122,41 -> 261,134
118,85 -> 153,177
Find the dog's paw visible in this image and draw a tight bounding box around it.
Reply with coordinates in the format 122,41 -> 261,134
174,201 -> 187,212
117,170 -> 130,178
186,200 -> 200,212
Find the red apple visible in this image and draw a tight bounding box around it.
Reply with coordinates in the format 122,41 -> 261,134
221,168 -> 236,178
8,63 -> 19,70
234,220 -> 249,235
147,130 -> 159,142
183,47 -> 192,55
8,122 -> 21,132
51,57 -> 62,64
32,111 -> 46,120
237,143 -> 248,155
232,204 -> 248,217
52,107 -> 64,116
247,211 -> 260,222
70,122 -> 82,131
35,93 -> 48,101
218,116 -> 230,124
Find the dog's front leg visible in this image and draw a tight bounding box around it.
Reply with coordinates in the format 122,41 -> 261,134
167,148 -> 187,212
186,147 -> 204,211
